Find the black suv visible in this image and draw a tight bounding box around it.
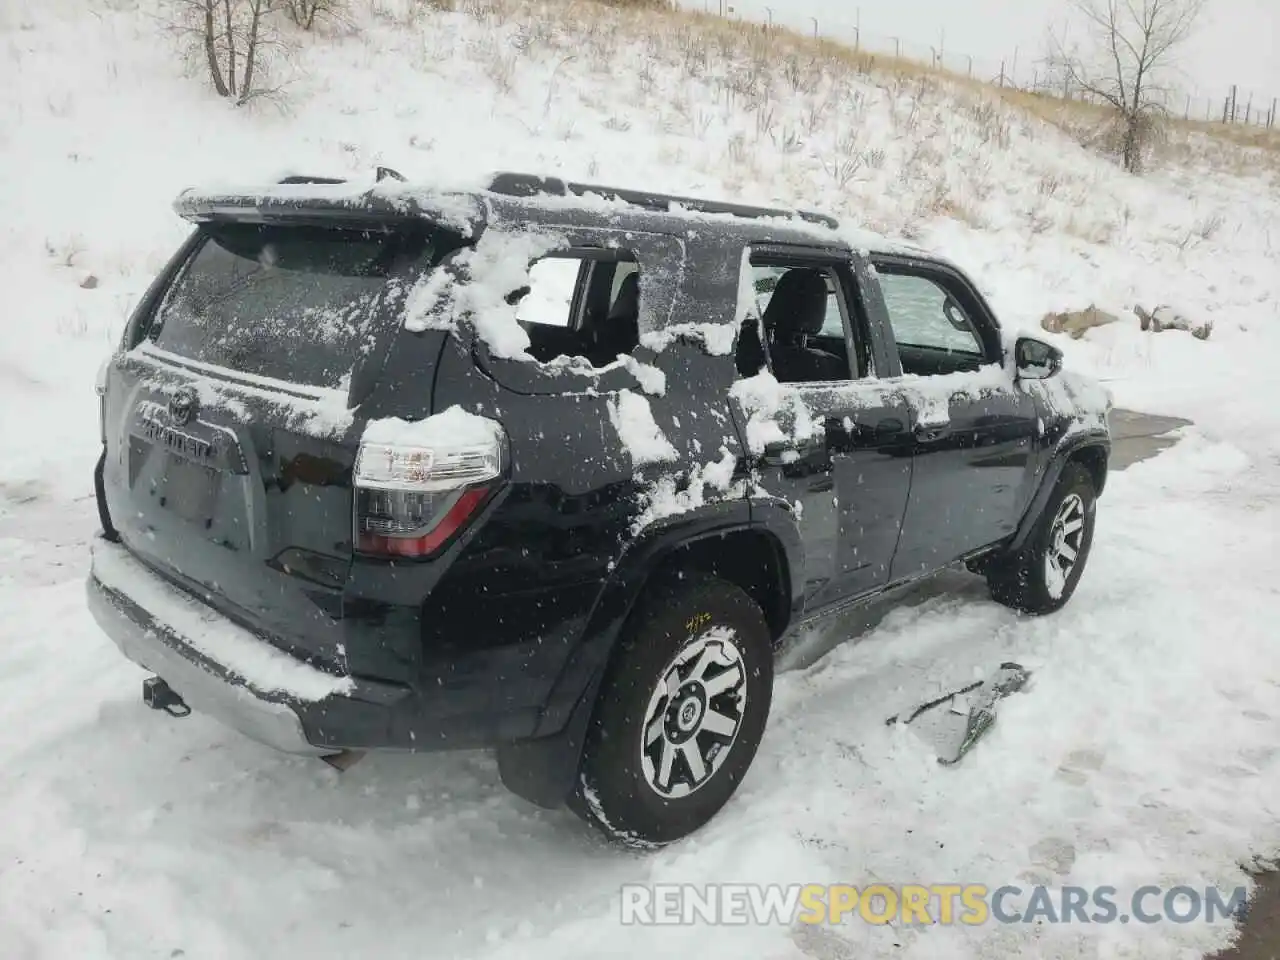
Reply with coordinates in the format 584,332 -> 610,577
87,171 -> 1111,846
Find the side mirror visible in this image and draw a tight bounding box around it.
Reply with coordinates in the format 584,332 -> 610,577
942,297 -> 969,332
1014,336 -> 1062,380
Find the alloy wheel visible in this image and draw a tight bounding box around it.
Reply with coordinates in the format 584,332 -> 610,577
640,626 -> 747,799
1044,492 -> 1086,599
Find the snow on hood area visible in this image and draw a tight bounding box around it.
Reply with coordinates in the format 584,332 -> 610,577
2,0 -> 1279,958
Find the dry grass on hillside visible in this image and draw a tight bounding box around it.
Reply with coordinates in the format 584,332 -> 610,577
559,0 -> 1280,163
370,0 -> 1279,223
361,0 -> 1275,243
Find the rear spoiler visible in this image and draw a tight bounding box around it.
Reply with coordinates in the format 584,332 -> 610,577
172,168 -> 483,236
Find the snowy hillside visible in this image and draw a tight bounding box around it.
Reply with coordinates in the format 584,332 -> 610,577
1,0 -> 1279,957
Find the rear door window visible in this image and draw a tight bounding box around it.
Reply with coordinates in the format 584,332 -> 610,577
147,223 -> 455,388
514,257 -> 584,328
512,251 -> 641,366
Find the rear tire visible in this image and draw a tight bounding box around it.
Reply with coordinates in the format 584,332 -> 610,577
988,462 -> 1096,615
569,574 -> 773,848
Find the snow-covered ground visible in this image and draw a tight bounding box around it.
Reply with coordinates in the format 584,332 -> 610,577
1,0 -> 1278,957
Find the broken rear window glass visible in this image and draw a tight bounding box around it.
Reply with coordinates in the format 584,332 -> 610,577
148,223 -> 462,388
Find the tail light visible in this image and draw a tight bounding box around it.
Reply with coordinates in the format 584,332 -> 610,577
353,415 -> 506,559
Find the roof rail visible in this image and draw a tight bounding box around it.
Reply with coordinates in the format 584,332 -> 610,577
274,166 -> 406,186
485,172 -> 839,230
277,174 -> 348,185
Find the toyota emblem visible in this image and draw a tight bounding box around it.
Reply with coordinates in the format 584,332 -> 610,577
168,386 -> 199,426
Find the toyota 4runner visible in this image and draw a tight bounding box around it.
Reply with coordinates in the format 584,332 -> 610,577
87,170 -> 1111,847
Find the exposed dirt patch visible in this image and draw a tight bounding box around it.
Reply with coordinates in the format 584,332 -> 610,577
1210,872 -> 1280,960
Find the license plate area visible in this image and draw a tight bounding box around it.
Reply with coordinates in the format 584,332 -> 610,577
160,455 -> 221,523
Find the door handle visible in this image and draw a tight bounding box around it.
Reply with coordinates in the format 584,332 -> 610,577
829,416 -> 906,451
761,441 -> 795,466
762,437 -> 828,471
875,417 -> 906,438
914,422 -> 951,443
762,440 -> 816,466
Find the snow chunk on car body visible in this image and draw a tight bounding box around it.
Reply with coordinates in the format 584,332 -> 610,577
361,405 -> 503,449
631,447 -> 741,534
402,226 -> 569,359
730,365 -> 1011,455
608,389 -> 678,465
127,345 -> 357,442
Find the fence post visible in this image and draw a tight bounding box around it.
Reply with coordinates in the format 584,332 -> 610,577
1230,84 -> 1238,123
1183,93 -> 1190,119
1270,98 -> 1277,129
998,59 -> 1006,87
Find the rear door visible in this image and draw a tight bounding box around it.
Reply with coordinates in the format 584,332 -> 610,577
100,220 -> 463,676
734,247 -> 914,612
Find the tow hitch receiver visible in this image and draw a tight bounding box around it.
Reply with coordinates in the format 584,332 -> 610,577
143,676 -> 191,718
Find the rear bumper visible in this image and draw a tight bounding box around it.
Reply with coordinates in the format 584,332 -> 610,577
86,537 -> 551,754
86,575 -> 325,755
86,537 -> 419,755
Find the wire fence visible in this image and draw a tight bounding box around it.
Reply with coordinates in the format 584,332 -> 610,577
694,1 -> 1277,129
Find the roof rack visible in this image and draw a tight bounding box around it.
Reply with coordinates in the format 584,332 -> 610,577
485,172 -> 839,230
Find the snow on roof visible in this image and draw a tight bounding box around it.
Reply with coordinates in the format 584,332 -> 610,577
173,169 -> 936,262
477,182 -> 831,243
480,182 -> 933,261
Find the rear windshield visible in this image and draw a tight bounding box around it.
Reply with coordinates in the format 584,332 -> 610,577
147,223 -> 460,388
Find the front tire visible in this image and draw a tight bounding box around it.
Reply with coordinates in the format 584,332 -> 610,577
570,574 -> 773,848
988,461 -> 1097,614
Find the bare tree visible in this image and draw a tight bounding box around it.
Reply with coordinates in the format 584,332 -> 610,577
1049,0 -> 1206,172
168,0 -> 285,104
281,0 -> 343,30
